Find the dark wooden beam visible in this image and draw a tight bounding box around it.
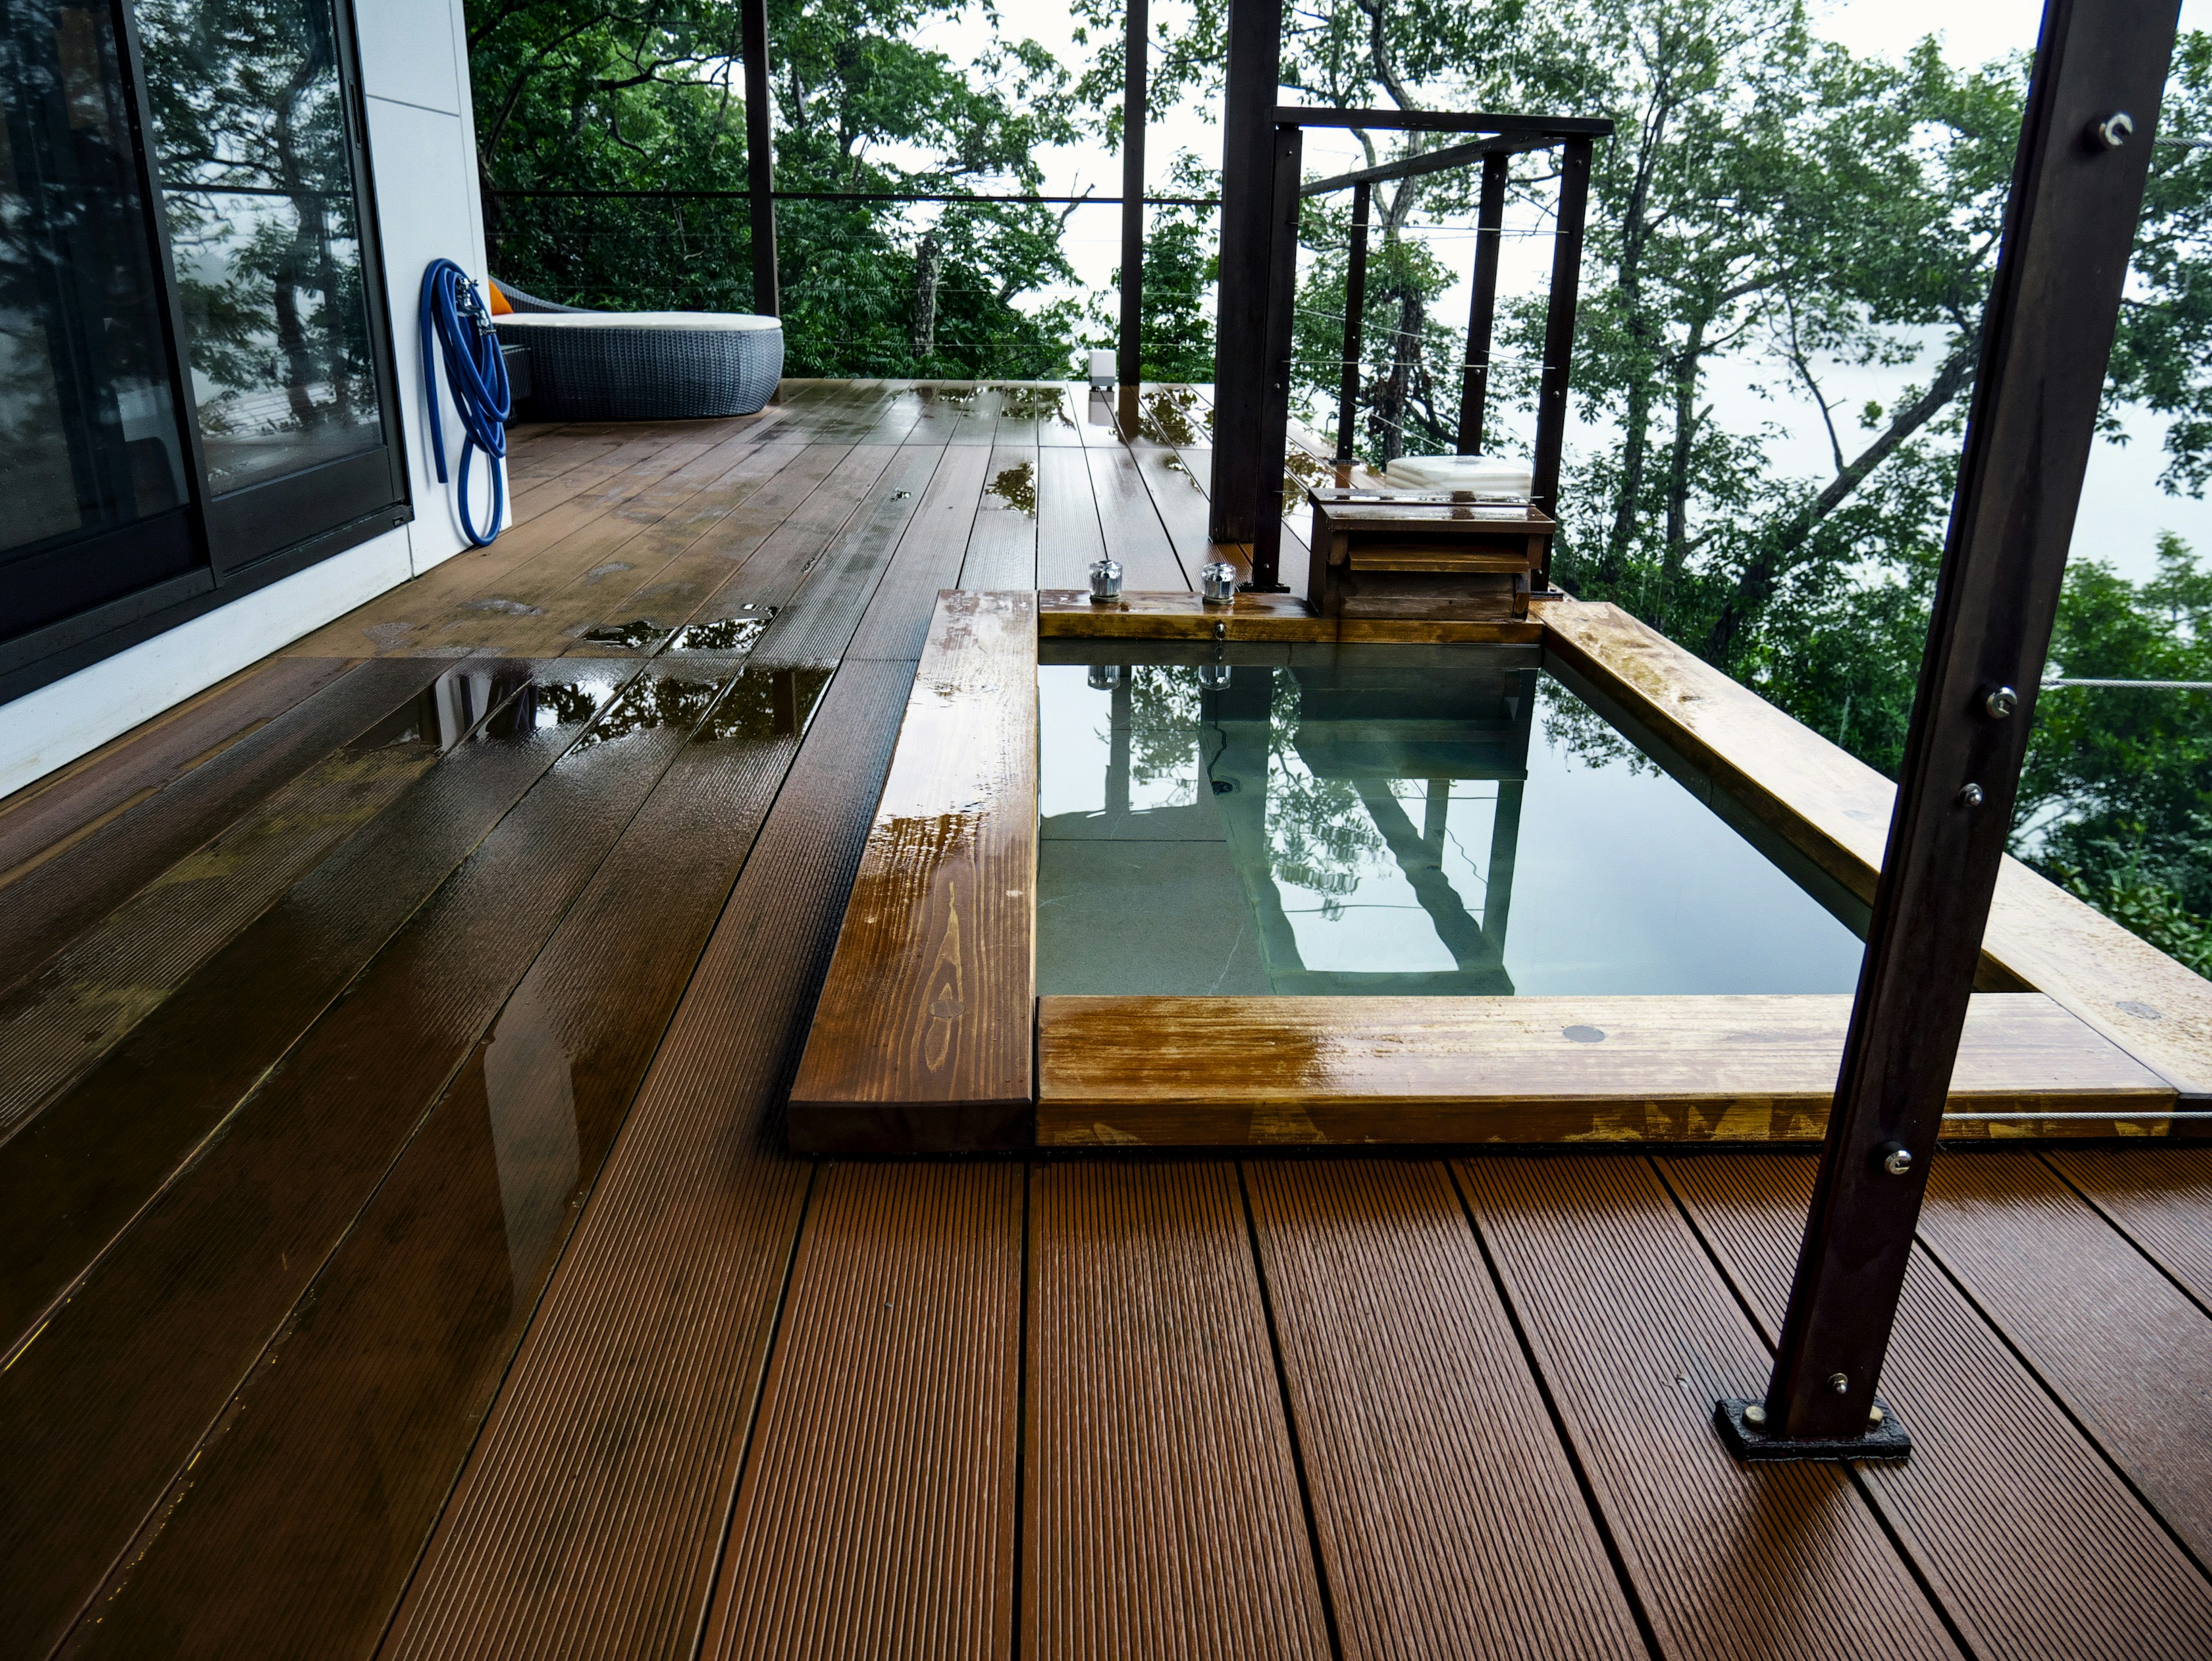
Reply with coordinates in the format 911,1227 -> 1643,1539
1335,180 -> 1370,463
1207,0 -> 1282,542
1277,106 -> 1613,137
1745,0 -> 2182,1455
1527,135 -> 1589,585
740,0 -> 778,316
1301,133 -> 1555,198
1117,0 -> 1149,436
1249,123 -> 1301,590
1457,152 -> 1509,455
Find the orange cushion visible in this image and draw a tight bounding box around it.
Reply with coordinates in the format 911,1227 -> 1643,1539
487,279 -> 513,316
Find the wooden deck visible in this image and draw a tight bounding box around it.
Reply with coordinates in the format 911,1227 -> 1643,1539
3,379 -> 2211,1659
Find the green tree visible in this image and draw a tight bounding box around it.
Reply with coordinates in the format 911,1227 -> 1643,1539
2020,534 -> 2212,973
467,0 -> 1085,376
1082,153 -> 1222,382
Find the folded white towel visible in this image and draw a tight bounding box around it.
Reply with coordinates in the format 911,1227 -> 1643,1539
1382,454 -> 1533,497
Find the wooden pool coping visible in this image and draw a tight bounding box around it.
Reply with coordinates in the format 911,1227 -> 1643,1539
786,589 -> 2211,1152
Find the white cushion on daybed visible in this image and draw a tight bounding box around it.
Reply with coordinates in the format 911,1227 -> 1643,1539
495,311 -> 781,331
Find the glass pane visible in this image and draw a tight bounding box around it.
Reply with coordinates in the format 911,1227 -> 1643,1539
0,0 -> 190,556
1036,644 -> 1868,997
135,0 -> 380,495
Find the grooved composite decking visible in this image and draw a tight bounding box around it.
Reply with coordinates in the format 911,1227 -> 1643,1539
2,384 -> 2208,1661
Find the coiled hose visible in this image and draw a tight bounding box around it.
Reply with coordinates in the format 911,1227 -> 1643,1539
418,258 -> 512,547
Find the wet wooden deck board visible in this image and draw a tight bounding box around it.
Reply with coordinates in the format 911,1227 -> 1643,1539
1456,1155 -> 1963,1661
379,661 -> 910,1661
0,660 -> 646,1357
1024,1160 -> 1334,1661
0,672 -> 475,1126
1913,1152 -> 2212,1567
747,445 -> 947,667
0,653 -> 351,887
700,1161 -> 1023,1661
0,661 -> 701,1657
1244,1159 -> 1646,1661
789,591 -> 1036,1152
3,390 -> 2209,1661
483,434 -> 828,655
1660,1152 -> 2212,1656
0,657 -> 439,1000
1085,445 -> 1188,591
960,443 -> 1040,591
2044,1144 -> 2212,1309
843,444 -> 993,663
1036,992 -> 2174,1146
56,667 -> 832,1660
557,439 -> 861,654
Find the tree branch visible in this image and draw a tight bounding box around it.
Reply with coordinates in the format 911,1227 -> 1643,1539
1704,328 -> 1982,661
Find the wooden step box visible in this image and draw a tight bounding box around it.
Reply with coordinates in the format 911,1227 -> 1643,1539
1307,489 -> 1554,622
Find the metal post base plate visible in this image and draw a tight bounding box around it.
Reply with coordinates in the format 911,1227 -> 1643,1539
1237,581 -> 1291,594
1714,1398 -> 1912,1462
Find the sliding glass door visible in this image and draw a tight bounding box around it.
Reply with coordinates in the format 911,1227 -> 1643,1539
132,0 -> 398,566
0,0 -> 198,640
0,0 -> 404,686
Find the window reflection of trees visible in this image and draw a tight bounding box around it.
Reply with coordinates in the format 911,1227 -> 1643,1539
135,0 -> 377,490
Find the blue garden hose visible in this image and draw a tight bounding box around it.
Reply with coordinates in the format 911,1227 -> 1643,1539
419,258 -> 512,547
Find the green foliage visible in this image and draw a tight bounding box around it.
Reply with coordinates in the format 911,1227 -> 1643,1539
1289,222 -> 1459,460
2020,535 -> 2212,962
2053,852 -> 2212,978
1083,156 -> 1221,381
467,0 -> 1083,376
1128,204 -> 1218,381
2111,33 -> 2212,494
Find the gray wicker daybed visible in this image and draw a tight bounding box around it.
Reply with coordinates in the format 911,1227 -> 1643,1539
492,281 -> 783,421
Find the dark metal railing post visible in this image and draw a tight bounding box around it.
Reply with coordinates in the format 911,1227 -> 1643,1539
1718,0 -> 2180,1463
1248,123 -> 1302,591
1116,0 -> 1149,436
740,0 -> 778,317
1207,0 -> 1283,542
1456,152 -> 1509,454
1527,136 -> 1589,587
1334,180 -> 1369,463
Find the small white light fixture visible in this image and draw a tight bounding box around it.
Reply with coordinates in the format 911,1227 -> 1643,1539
1088,349 -> 1116,389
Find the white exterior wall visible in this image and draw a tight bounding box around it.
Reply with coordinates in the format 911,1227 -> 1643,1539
0,0 -> 491,799
357,0 -> 501,574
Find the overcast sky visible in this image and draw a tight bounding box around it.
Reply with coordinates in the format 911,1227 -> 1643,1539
908,1 -> 2209,584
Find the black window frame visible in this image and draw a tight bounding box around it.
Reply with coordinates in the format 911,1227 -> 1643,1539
0,0 -> 412,708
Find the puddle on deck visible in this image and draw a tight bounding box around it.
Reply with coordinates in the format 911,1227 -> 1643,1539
577,618 -> 671,649
985,460 -> 1037,514
666,604 -> 777,653
1130,386 -> 1210,446
1036,642 -> 1866,997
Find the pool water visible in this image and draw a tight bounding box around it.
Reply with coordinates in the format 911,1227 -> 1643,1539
1035,643 -> 1866,997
